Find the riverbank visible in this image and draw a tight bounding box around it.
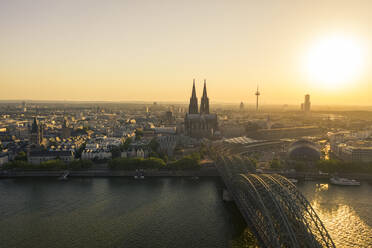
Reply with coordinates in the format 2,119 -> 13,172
0,168 -> 220,178
1,168 -> 372,181
278,171 -> 372,181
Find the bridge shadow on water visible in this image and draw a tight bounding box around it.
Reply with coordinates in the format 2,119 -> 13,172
222,200 -> 259,248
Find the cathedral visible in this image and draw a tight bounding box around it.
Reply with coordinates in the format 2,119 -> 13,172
184,79 -> 218,138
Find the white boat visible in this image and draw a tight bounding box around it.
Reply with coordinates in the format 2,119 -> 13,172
134,170 -> 145,179
318,170 -> 329,176
330,177 -> 360,186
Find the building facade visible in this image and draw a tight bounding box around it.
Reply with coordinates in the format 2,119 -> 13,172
0,152 -> 9,167
81,149 -> 112,160
28,150 -> 74,164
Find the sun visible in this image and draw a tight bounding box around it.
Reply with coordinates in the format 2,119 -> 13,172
306,35 -> 364,89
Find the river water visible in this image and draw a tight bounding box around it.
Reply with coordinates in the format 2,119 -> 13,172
297,181 -> 372,248
0,178 -> 371,248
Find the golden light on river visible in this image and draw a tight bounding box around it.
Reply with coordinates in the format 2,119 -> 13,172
311,201 -> 372,248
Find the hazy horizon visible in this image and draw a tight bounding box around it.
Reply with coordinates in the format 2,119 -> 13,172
1,0 -> 372,105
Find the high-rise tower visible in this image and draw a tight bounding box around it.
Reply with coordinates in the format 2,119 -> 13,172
189,79 -> 199,114
255,85 -> 260,111
303,94 -> 311,113
200,79 -> 210,114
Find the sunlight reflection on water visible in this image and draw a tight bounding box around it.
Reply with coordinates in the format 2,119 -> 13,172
311,201 -> 372,247
315,183 -> 329,192
299,182 -> 372,248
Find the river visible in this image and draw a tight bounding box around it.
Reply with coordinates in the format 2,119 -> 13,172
297,180 -> 372,247
0,178 -> 371,248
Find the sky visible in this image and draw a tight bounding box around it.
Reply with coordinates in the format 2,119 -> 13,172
1,0 -> 372,105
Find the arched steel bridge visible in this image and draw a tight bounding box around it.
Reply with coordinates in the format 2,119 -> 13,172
212,144 -> 336,248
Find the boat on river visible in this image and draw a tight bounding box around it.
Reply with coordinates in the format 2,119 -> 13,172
58,171 -> 69,181
134,169 -> 145,179
330,177 -> 360,186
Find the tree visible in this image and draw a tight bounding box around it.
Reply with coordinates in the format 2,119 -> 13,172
190,152 -> 201,162
2,160 -> 32,170
135,129 -> 143,141
167,156 -> 201,170
270,159 -> 282,170
110,146 -> 122,159
75,143 -> 86,158
108,157 -> 166,170
40,160 -> 67,170
248,157 -> 258,168
142,157 -> 166,169
14,151 -> 27,161
120,138 -> 132,151
149,138 -> 160,152
68,160 -> 93,170
293,161 -> 307,172
315,159 -> 372,174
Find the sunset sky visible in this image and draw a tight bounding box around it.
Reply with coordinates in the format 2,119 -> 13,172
1,0 -> 372,105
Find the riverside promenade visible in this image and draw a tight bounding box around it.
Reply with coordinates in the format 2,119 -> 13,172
1,168 -> 372,181
0,168 -> 220,178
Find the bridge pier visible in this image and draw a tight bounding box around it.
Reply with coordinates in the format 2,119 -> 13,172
222,188 -> 233,202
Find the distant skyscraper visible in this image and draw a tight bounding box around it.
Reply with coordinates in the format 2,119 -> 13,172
303,94 -> 311,113
255,85 -> 260,111
240,101 -> 244,110
165,109 -> 174,123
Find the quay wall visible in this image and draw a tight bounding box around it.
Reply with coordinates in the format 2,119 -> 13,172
1,169 -> 371,180
0,168 -> 220,178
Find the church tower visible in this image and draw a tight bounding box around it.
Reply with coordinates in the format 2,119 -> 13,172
30,117 -> 43,145
200,79 -> 210,114
188,79 -> 199,114
61,117 -> 71,139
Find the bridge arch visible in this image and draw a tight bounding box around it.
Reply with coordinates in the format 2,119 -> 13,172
213,150 -> 336,248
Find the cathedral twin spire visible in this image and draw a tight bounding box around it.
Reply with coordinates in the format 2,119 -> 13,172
189,79 -> 209,114
189,79 -> 198,114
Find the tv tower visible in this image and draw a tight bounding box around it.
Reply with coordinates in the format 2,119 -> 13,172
255,85 -> 260,111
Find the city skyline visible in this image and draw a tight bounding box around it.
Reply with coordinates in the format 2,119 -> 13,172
1,0 -> 372,105
1,1 -> 371,248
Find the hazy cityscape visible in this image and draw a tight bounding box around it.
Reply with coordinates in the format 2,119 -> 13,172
1,1 -> 372,248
